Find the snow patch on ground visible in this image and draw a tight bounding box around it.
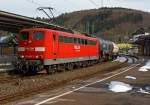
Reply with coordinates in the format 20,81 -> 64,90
113,56 -> 126,63
138,88 -> 150,95
139,68 -> 148,72
139,60 -> 150,72
109,81 -> 132,93
125,76 -> 136,80
128,58 -> 133,63
134,58 -> 138,63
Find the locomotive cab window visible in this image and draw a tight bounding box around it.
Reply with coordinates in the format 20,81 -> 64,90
33,32 -> 44,40
20,31 -> 29,40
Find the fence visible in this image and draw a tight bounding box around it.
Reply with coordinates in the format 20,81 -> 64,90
0,45 -> 17,56
0,45 -> 17,72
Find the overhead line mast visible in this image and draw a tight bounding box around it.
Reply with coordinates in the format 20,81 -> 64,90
37,7 -> 55,21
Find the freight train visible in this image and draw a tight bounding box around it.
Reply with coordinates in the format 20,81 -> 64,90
14,28 -> 119,74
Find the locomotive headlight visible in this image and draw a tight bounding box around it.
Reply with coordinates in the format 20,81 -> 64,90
21,55 -> 24,58
35,55 -> 42,59
35,47 -> 45,52
35,56 -> 39,59
18,47 -> 25,51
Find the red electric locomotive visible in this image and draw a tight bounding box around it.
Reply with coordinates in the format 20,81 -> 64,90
16,28 -> 100,74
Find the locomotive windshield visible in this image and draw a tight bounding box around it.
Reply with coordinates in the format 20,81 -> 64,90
20,31 -> 29,40
33,32 -> 44,40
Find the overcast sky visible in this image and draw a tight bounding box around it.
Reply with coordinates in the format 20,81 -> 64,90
0,0 -> 150,18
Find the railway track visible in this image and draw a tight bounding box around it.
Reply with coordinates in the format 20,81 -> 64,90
0,64 -> 127,104
0,61 -> 108,84
0,75 -> 18,84
0,73 -> 48,84
0,56 -> 135,104
0,56 -> 133,85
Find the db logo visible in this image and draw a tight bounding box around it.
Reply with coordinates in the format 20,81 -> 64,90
74,45 -> 80,50
74,45 -> 80,52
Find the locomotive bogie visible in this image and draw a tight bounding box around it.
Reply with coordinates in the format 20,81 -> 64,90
15,59 -> 43,74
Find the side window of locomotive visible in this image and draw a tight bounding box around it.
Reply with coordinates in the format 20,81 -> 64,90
59,36 -> 63,42
63,36 -> 68,43
33,32 -> 44,40
67,37 -> 73,43
87,40 -> 91,45
59,36 -> 73,44
90,40 -> 93,45
70,37 -> 74,43
66,37 -> 71,43
20,32 -> 29,40
90,40 -> 96,45
93,41 -> 96,45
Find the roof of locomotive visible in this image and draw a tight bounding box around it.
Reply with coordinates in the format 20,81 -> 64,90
19,28 -> 98,41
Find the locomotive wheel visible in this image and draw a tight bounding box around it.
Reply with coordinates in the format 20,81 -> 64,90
31,66 -> 38,75
92,60 -> 96,65
20,65 -> 29,75
66,63 -> 74,71
68,63 -> 74,70
45,66 -> 55,74
91,60 -> 96,65
45,66 -> 50,74
75,62 -> 82,68
80,62 -> 84,68
82,61 -> 88,67
78,62 -> 83,68
57,64 -> 65,72
21,66 -> 37,75
87,61 -> 92,66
